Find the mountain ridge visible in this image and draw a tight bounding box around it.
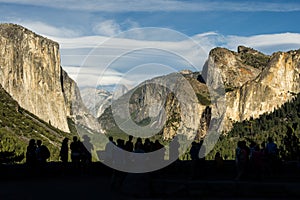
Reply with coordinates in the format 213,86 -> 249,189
99,46 -> 300,141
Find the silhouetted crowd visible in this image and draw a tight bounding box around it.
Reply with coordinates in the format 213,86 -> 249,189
25,135 -> 93,168
26,139 -> 50,167
105,136 -> 165,154
24,133 -> 299,182
232,137 -> 280,180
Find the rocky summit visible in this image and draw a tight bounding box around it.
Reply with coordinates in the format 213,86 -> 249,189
100,46 -> 300,140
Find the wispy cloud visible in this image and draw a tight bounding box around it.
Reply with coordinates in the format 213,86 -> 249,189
1,0 -> 300,12
4,20 -> 82,37
60,31 -> 300,88
11,22 -> 300,88
93,20 -> 121,36
224,33 -> 300,52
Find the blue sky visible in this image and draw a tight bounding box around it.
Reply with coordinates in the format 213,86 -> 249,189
2,0 -> 300,36
1,0 -> 300,89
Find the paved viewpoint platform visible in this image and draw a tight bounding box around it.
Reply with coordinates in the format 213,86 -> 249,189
0,161 -> 299,199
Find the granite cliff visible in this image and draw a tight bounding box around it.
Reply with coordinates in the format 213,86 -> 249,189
1,23 -> 299,142
0,24 -> 99,133
222,48 -> 300,132
99,46 -> 300,140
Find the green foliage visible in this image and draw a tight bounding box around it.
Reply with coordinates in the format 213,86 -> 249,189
240,50 -> 270,69
196,93 -> 211,105
207,93 -> 300,160
0,150 -> 24,164
0,86 -> 76,162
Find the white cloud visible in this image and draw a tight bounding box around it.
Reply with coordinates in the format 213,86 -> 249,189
11,20 -> 81,38
61,31 -> 300,88
1,0 -> 300,12
63,65 -> 134,88
13,21 -> 300,88
93,20 -> 121,36
224,33 -> 300,52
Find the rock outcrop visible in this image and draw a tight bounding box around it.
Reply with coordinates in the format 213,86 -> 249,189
223,49 -> 300,131
0,24 -> 70,132
99,71 -> 210,140
99,46 -> 300,140
0,23 -> 100,133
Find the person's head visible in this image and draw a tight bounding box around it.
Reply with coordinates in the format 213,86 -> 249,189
109,136 -> 113,142
145,138 -> 150,144
63,138 -> 69,144
250,141 -> 256,148
73,136 -> 78,142
237,141 -> 243,148
29,139 -> 35,146
241,141 -> 247,148
37,140 -> 42,146
136,137 -> 142,143
267,137 -> 273,143
117,139 -> 124,147
215,152 -> 221,157
135,142 -> 143,150
128,135 -> 133,141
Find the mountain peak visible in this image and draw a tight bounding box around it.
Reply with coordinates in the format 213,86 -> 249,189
237,45 -> 263,55
0,23 -> 58,46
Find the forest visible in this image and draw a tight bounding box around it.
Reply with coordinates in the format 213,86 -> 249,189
206,93 -> 300,160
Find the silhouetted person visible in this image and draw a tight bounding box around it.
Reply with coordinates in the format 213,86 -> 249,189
266,137 -> 279,175
190,142 -> 200,161
70,136 -> 81,166
235,141 -> 247,180
111,139 -> 126,191
154,140 -> 164,151
113,139 -> 125,166
104,136 -> 115,163
60,138 -> 69,163
283,126 -> 299,160
135,137 -> 144,152
169,136 -> 180,161
214,152 -> 224,171
249,141 -> 257,175
117,139 -> 125,150
124,135 -> 134,152
109,136 -> 116,145
266,137 -> 278,157
143,138 -> 152,153
249,141 -> 257,161
26,139 -> 37,167
154,140 -> 165,162
251,145 -> 264,180
241,141 -> 250,161
82,135 -> 93,163
134,141 -> 145,153
189,141 -> 200,179
36,140 -> 50,164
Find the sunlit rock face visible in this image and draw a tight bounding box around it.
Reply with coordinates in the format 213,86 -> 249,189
205,46 -> 300,132
0,23 -> 102,133
0,24 -> 71,132
99,46 -> 300,139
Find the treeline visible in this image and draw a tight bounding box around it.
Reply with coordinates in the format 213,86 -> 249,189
0,86 -> 74,163
207,93 -> 300,160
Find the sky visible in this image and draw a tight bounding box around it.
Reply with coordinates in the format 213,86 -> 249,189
1,0 -> 300,90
